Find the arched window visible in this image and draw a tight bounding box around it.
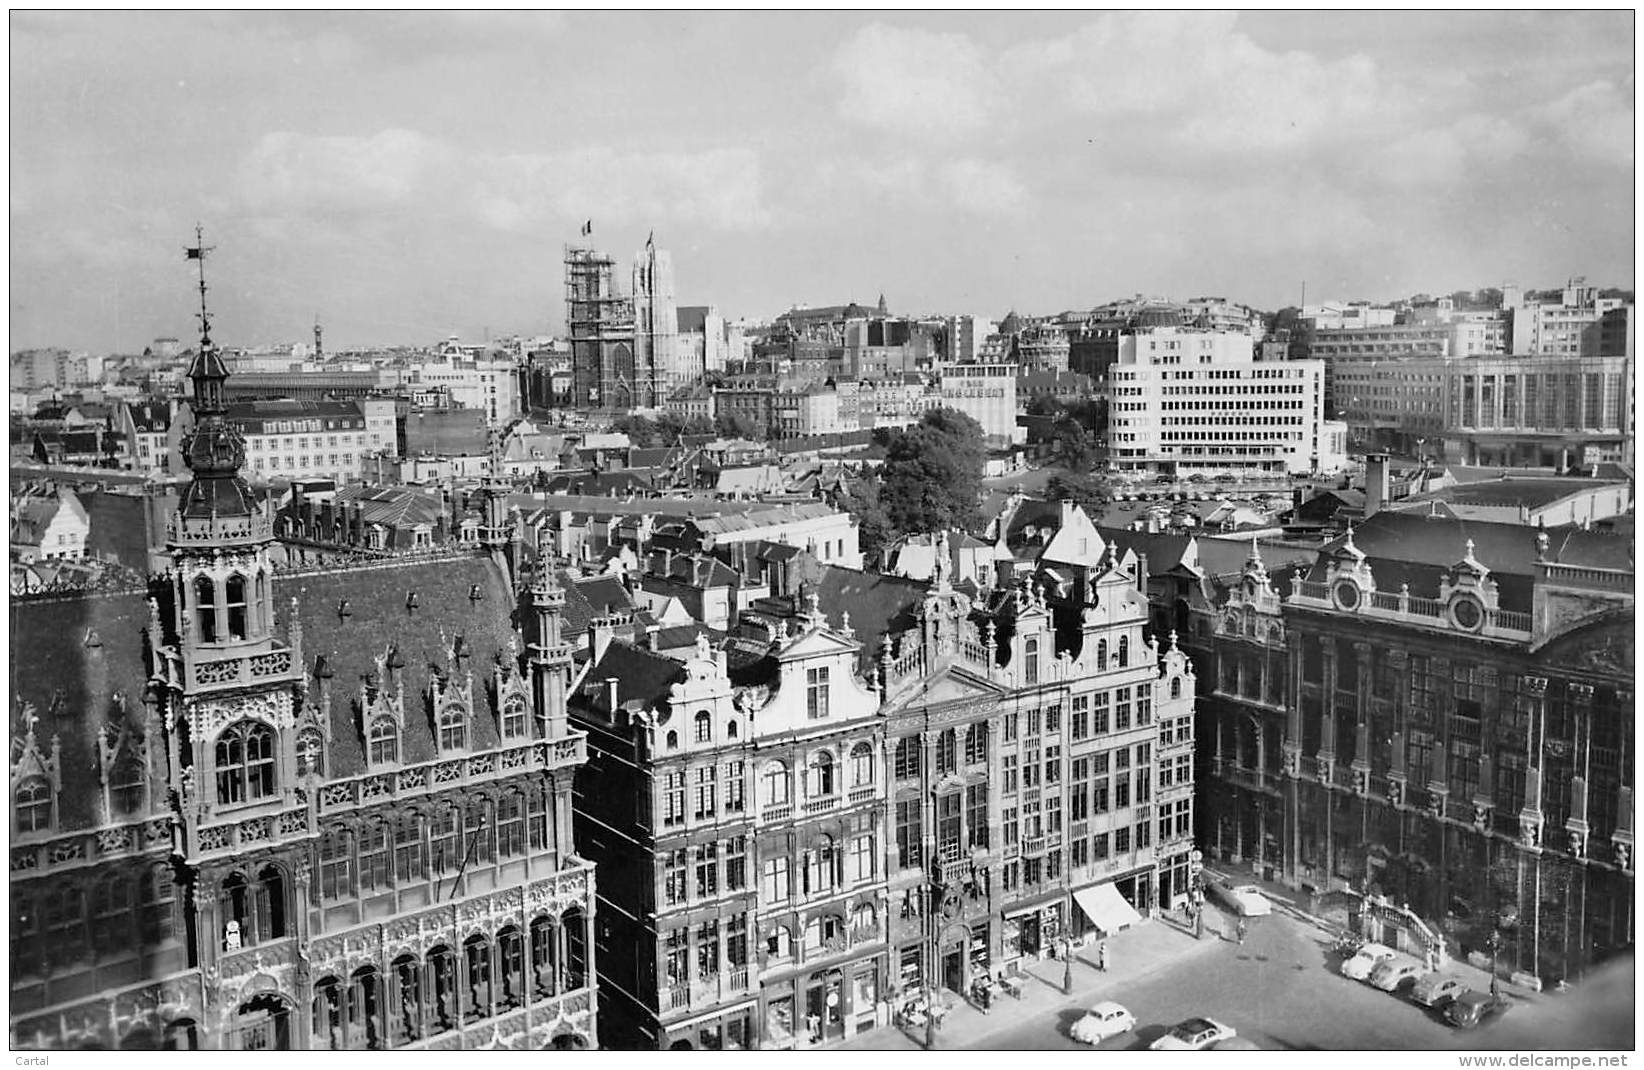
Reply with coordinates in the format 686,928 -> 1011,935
500,695 -> 527,740
312,978 -> 343,1050
225,574 -> 248,640
424,947 -> 459,1031
849,902 -> 876,937
665,730 -> 679,750
1096,639 -> 1108,671
726,720 -> 739,740
255,571 -> 268,633
760,761 -> 790,808
529,916 -> 559,998
390,954 -> 421,1046
1119,634 -> 1130,666
562,905 -> 587,989
437,706 -> 467,752
368,718 -> 398,765
694,710 -> 712,744
214,721 -> 276,806
194,576 -> 217,643
849,742 -> 873,786
766,924 -> 792,960
295,730 -> 324,778
16,776 -> 52,833
497,926 -> 526,1010
806,751 -> 835,798
1170,678 -> 1182,700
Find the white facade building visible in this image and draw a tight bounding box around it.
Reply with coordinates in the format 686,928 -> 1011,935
933,361 -> 1021,444
1107,328 -> 1327,476
413,355 -> 520,424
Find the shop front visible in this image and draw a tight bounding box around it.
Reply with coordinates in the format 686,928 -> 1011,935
663,1002 -> 756,1051
1002,899 -> 1066,965
1072,878 -> 1145,939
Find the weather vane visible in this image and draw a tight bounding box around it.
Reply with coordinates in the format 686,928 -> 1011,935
185,223 -> 215,348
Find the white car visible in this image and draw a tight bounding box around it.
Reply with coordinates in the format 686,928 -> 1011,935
1369,956 -> 1425,992
1150,1017 -> 1237,1051
1208,880 -> 1273,917
1070,1000 -> 1136,1045
1340,942 -> 1399,981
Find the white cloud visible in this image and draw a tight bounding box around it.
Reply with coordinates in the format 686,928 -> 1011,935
237,131 -> 771,233
831,23 -> 998,139
1535,80 -> 1634,168
943,159 -> 1027,215
811,156 -> 1025,217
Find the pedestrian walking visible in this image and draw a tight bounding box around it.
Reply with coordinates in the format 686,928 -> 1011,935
1235,918 -> 1247,945
1097,940 -> 1109,972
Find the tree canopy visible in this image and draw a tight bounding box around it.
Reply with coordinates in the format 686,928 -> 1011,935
873,407 -> 986,538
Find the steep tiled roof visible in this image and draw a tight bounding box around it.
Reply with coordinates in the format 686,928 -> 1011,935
556,570 -> 638,639
578,638 -> 686,715
10,587 -> 155,831
1397,477 -> 1623,511
815,566 -> 926,672
280,552 -> 517,775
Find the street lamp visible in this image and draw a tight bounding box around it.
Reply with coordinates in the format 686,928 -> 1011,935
1062,938 -> 1074,995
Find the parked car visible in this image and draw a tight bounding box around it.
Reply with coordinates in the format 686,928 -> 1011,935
1369,956 -> 1425,992
1410,974 -> 1467,1008
1445,990 -> 1511,1030
1340,942 -> 1399,980
1208,880 -> 1272,917
1070,1001 -> 1136,1045
1150,1017 -> 1238,1051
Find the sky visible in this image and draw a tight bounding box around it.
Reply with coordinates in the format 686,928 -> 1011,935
8,10 -> 1636,354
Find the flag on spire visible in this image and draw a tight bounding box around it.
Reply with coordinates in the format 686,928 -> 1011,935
581,219 -> 592,237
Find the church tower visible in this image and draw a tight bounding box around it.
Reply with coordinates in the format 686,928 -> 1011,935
632,232 -> 677,405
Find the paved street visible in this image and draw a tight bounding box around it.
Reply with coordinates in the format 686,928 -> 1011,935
975,907 -> 1462,1051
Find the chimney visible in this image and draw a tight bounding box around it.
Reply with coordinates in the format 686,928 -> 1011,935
605,676 -> 620,716
645,625 -> 660,652
589,614 -> 617,663
1136,551 -> 1149,596
1365,453 -> 1390,518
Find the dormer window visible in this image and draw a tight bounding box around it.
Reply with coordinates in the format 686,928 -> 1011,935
438,706 -> 468,752
295,729 -> 325,778
501,695 -> 527,741
368,717 -> 398,765
109,748 -> 147,816
214,721 -> 276,806
16,776 -> 52,833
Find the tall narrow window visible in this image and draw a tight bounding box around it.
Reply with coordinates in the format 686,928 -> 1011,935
1024,637 -> 1039,685
394,814 -> 424,882
761,761 -> 790,808
320,830 -> 353,901
225,574 -> 248,640
935,729 -> 957,776
694,766 -> 718,819
807,751 -> 835,797
850,742 -> 873,786
497,793 -> 526,857
195,576 -> 217,643
430,805 -> 461,874
807,666 -> 831,719
359,823 -> 390,893
964,723 -> 988,766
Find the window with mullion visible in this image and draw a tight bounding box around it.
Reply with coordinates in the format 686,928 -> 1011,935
497,793 -> 526,857
359,823 -> 391,892
394,815 -> 424,882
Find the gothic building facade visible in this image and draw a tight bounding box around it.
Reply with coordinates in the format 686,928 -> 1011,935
1198,511 -> 1634,984
10,313 -> 599,1049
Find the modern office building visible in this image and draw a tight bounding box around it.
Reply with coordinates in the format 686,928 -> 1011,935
1106,328 -> 1334,476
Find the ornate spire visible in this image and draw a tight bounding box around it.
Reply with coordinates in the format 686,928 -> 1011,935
175,225 -> 258,523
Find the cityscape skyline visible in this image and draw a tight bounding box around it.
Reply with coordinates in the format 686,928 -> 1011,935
10,11 -> 1635,354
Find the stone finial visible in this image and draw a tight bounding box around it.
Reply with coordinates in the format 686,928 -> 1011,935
1168,629 -> 1179,652
840,610 -> 854,638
